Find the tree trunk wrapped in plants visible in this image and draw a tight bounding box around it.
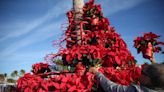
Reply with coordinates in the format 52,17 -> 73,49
17,0 -> 145,91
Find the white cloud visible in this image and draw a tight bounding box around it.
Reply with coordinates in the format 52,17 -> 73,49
0,21 -> 62,56
0,0 -> 72,57
96,0 -> 147,16
0,0 -> 71,42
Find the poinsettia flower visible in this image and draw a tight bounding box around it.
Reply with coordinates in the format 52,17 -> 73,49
75,62 -> 86,76
91,17 -> 99,25
115,56 -> 121,65
40,80 -> 48,91
32,63 -> 50,74
66,54 -> 73,64
38,88 -> 46,92
24,87 -> 33,92
68,85 -> 77,92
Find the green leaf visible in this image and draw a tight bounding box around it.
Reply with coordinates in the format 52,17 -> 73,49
70,67 -> 76,73
98,15 -> 103,19
158,47 -> 162,50
72,58 -> 78,66
141,40 -> 146,45
89,58 -> 93,63
113,38 -> 116,43
93,59 -> 101,66
105,43 -> 110,48
68,66 -> 71,71
83,25 -> 87,30
152,41 -> 157,46
134,59 -> 137,63
83,54 -> 87,57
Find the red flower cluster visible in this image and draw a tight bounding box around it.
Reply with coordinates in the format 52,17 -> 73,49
60,45 -> 103,66
134,32 -> 164,59
17,62 -> 94,92
59,0 -> 141,85
99,65 -> 141,85
32,63 -> 50,74
62,0 -> 133,67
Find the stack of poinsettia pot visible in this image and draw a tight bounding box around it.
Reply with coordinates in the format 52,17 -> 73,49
17,0 -> 142,92
17,63 -> 94,92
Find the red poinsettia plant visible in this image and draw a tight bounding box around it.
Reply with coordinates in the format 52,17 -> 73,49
17,0 -> 143,91
17,62 -> 94,92
32,63 -> 50,75
134,32 -> 164,59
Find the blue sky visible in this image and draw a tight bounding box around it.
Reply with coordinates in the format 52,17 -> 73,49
0,0 -> 163,74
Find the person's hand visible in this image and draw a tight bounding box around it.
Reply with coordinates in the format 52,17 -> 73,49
149,50 -> 156,64
89,66 -> 100,75
147,42 -> 156,64
149,56 -> 156,64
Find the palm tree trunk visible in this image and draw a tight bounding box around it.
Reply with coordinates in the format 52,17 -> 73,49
73,0 -> 84,45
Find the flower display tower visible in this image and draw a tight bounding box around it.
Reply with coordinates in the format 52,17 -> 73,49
17,0 -> 142,92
